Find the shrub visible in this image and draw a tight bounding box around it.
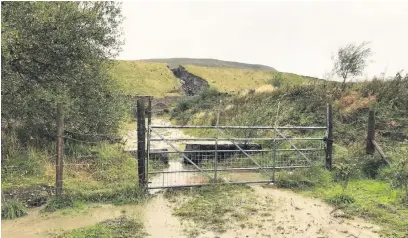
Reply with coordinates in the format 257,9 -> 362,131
326,193 -> 355,206
1,199 -> 28,220
269,72 -> 284,88
361,155 -> 386,179
1,147 -> 46,182
332,157 -> 359,193
391,160 -> 408,202
43,194 -> 77,212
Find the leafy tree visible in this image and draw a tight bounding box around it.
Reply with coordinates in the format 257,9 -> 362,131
1,2 -> 127,151
332,42 -> 372,92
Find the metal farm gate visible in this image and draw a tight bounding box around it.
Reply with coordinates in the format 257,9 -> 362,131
136,97 -> 333,189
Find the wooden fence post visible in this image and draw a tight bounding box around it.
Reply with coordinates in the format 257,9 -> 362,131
366,110 -> 375,154
147,96 -> 152,126
325,103 -> 333,170
56,103 -> 64,196
137,98 -> 147,190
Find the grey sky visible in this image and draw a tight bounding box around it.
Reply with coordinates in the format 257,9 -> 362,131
118,1 -> 408,79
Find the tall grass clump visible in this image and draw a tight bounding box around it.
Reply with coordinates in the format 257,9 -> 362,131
1,199 -> 28,220
58,216 -> 147,238
275,166 -> 332,189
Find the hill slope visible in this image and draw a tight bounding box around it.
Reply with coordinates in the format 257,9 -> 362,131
184,65 -> 317,93
142,58 -> 277,71
110,59 -> 320,97
110,60 -> 181,97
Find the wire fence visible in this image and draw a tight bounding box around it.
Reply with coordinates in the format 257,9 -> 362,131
1,126 -> 138,207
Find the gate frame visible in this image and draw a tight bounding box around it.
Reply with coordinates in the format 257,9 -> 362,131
137,97 -> 333,190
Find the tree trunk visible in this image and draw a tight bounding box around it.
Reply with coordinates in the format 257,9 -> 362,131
341,77 -> 347,92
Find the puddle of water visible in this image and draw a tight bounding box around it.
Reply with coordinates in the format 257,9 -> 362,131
148,160 -> 211,193
143,195 -> 184,238
1,204 -> 145,238
1,195 -> 186,238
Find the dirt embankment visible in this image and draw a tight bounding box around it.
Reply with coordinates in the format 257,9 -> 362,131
169,65 -> 210,96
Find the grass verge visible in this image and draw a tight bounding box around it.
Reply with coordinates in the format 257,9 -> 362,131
56,216 -> 147,238
43,184 -> 146,213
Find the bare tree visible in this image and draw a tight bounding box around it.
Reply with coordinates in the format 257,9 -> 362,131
332,42 -> 372,91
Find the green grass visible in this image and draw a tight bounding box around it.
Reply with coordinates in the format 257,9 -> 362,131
109,60 -> 318,98
184,64 -> 317,93
2,143 -> 146,214
110,60 -> 181,97
41,184 -> 146,214
274,166 -> 332,189
1,199 -> 28,220
164,184 -> 257,234
326,193 -> 356,206
57,216 -> 147,238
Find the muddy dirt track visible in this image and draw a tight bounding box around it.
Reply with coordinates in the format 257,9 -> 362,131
2,118 -> 381,237
1,186 -> 380,238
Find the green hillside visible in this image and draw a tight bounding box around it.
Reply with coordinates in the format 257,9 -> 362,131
143,58 -> 277,71
111,60 -> 319,96
110,60 -> 181,97
184,64 -> 318,93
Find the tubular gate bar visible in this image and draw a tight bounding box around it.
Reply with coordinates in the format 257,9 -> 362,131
150,125 -> 326,129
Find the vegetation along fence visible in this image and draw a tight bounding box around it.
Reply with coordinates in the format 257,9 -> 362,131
1,101 -> 141,208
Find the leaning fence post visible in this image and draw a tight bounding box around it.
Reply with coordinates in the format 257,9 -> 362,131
56,103 -> 64,196
137,97 -> 147,190
366,110 -> 375,155
325,103 -> 333,170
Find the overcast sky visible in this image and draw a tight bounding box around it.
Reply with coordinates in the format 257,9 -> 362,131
118,0 -> 408,79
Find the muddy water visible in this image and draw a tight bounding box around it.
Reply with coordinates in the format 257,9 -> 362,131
1,204 -> 144,238
148,160 -> 189,193
1,196 -> 184,238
